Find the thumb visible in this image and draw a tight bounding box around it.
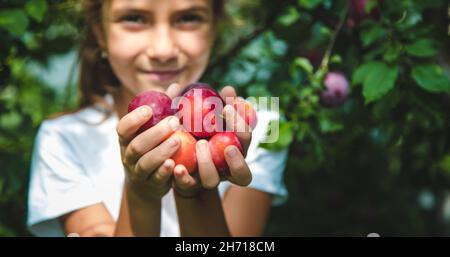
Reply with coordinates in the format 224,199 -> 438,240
219,85 -> 237,105
166,83 -> 184,99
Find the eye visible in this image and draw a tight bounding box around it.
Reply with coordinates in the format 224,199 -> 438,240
176,14 -> 204,25
120,14 -> 146,24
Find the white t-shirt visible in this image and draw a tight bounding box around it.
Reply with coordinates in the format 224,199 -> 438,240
27,96 -> 289,237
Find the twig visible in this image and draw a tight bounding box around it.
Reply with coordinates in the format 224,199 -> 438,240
210,26 -> 267,68
319,3 -> 349,70
207,7 -> 282,72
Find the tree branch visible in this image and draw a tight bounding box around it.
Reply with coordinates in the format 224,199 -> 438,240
206,7 -> 282,72
319,3 -> 349,70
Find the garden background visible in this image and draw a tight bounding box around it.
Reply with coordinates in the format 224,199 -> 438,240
0,0 -> 450,236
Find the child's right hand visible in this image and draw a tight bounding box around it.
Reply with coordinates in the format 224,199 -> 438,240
116,105 -> 181,201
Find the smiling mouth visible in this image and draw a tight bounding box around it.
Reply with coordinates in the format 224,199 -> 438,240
139,68 -> 184,83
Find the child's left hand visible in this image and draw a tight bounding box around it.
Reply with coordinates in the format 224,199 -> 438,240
168,86 -> 253,197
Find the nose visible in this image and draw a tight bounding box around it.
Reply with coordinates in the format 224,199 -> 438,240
147,25 -> 178,64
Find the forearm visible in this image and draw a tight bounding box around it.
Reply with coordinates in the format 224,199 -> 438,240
115,184 -> 161,236
174,188 -> 230,237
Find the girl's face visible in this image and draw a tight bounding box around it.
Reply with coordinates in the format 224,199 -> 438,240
101,0 -> 215,95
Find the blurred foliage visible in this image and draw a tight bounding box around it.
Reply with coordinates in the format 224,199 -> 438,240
1,0 -> 450,236
0,0 -> 81,236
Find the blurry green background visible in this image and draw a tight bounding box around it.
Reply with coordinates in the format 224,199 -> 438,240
1,0 -> 450,236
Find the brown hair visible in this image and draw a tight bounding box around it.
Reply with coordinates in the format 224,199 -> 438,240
76,0 -> 224,117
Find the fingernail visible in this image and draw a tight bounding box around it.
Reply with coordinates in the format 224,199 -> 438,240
140,106 -> 151,117
169,117 -> 180,131
168,136 -> 179,147
197,140 -> 208,153
164,159 -> 173,168
226,147 -> 237,158
176,168 -> 184,176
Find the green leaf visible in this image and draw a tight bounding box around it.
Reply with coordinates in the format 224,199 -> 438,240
352,62 -> 374,85
365,0 -> 379,13
383,42 -> 402,62
319,118 -> 344,133
361,26 -> 386,47
0,111 -> 23,131
298,0 -> 323,9
278,6 -> 300,26
330,54 -> 343,65
411,64 -> 450,93
405,39 -> 438,58
293,57 -> 313,75
439,155 -> 450,173
25,0 -> 48,22
0,9 -> 29,36
354,62 -> 399,104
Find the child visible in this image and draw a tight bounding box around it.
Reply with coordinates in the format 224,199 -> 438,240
27,0 -> 288,236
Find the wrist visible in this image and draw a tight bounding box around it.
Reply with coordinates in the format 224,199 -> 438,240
116,183 -> 161,237
173,186 -> 220,201
173,185 -> 204,199
125,181 -> 162,205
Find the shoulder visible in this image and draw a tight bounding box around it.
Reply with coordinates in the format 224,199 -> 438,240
35,106 -> 117,156
39,106 -> 116,138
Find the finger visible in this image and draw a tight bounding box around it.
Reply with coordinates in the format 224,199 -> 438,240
173,165 -> 198,190
134,136 -> 180,180
117,106 -> 152,146
224,145 -> 252,186
196,140 -> 220,189
124,116 -> 180,165
148,159 -> 175,186
166,83 -> 184,99
223,105 -> 252,152
220,85 -> 237,105
233,97 -> 258,130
